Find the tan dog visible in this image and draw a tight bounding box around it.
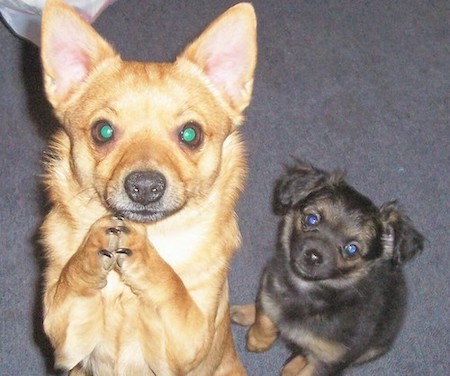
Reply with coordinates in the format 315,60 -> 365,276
39,0 -> 257,374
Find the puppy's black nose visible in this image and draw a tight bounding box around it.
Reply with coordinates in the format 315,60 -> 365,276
124,171 -> 166,205
304,249 -> 323,266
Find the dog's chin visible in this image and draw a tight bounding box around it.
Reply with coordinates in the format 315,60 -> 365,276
294,270 -> 326,282
289,261 -> 367,290
116,209 -> 171,223
289,260 -> 332,282
109,202 -> 182,223
107,195 -> 184,223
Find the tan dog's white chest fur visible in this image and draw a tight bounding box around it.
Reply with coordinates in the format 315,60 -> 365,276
39,0 -> 257,375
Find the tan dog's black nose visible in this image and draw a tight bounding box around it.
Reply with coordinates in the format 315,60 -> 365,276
124,171 -> 166,205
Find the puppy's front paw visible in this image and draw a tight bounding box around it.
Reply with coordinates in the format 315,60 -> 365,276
231,304 -> 256,326
245,312 -> 279,352
281,355 -> 308,376
246,325 -> 276,352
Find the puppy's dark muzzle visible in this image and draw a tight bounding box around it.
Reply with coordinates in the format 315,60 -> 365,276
290,239 -> 335,280
303,248 -> 323,266
124,171 -> 166,205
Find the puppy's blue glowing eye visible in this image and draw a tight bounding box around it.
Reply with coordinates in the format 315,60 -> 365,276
306,214 -> 320,226
344,243 -> 359,257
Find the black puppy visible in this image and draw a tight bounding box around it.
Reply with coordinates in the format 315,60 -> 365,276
232,161 -> 424,376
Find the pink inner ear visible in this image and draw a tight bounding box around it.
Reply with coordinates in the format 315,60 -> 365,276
206,51 -> 247,101
45,16 -> 93,95
201,20 -> 252,101
50,42 -> 90,94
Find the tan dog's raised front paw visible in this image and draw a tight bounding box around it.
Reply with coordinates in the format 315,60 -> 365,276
111,222 -> 148,268
98,217 -> 130,271
62,216 -> 128,294
104,219 -> 153,292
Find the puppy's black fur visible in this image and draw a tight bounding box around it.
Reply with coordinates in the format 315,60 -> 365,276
259,161 -> 424,375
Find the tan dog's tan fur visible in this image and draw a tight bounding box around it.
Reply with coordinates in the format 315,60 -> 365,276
40,0 -> 256,374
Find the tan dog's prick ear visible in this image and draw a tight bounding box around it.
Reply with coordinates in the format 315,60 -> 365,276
41,0 -> 117,107
180,3 -> 257,113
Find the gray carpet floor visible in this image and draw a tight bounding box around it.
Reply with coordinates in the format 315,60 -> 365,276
0,0 -> 448,375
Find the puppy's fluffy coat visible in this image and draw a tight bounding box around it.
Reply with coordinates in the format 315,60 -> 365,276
232,161 -> 424,376
39,0 -> 257,374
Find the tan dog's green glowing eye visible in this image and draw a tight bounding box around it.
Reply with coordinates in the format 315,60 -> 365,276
92,120 -> 114,144
182,127 -> 196,142
180,122 -> 202,148
99,124 -> 113,140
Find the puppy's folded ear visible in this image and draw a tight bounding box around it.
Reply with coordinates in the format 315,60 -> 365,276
380,201 -> 424,266
180,3 -> 257,114
273,160 -> 330,215
41,0 -> 117,108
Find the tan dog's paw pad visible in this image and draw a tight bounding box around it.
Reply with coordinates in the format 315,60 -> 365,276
96,222 -> 129,270
101,219 -> 139,269
98,249 -> 115,271
83,217 -> 130,269
115,247 -> 133,268
104,220 -> 148,271
107,225 -> 130,236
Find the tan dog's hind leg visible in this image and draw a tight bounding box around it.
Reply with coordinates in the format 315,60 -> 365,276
214,322 -> 247,376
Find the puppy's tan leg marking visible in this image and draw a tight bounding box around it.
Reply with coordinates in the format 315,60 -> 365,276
296,363 -> 317,376
246,309 -> 279,352
230,304 -> 256,326
281,355 -> 308,376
